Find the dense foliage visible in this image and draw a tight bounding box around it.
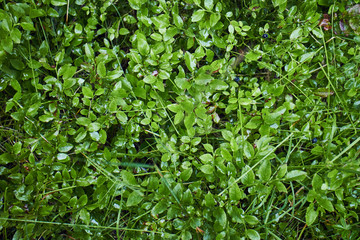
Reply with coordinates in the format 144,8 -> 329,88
1,0 -> 360,239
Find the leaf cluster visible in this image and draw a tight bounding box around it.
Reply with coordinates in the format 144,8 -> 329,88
0,0 -> 360,239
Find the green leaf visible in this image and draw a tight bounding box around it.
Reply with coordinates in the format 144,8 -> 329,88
75,131 -> 87,143
76,117 -> 91,126
212,35 -> 226,48
272,0 -> 287,7
20,22 -> 36,31
84,43 -> 94,60
134,86 -> 147,99
241,165 -> 255,185
26,103 -> 42,117
285,170 -> 307,181
174,111 -> 184,125
39,115 -> 54,122
306,203 -> 318,226
317,196 -> 334,212
6,101 -> 15,113
11,4 -> 25,17
238,98 -> 252,106
10,206 -> 24,214
290,27 -> 302,41
63,78 -> 76,89
74,23 -> 83,34
243,141 -> 254,159
0,153 -> 12,164
299,51 -> 315,63
24,223 -> 35,235
82,86 -> 93,98
151,199 -> 168,215
204,0 -> 214,10
180,168 -> 193,181
128,0 -> 145,10
61,65 -> 77,80
151,14 -> 170,29
312,28 -> 323,38
173,14 -> 184,28
182,189 -> 194,204
200,164 -> 214,174
264,107 -> 286,124
116,111 -> 128,123
54,49 -> 64,62
78,194 -> 88,207
245,215 -> 259,225
143,74 -> 156,84
245,116 -> 262,129
10,28 -> 22,44
126,191 -> 143,207
58,143 -> 74,153
209,80 -> 228,90
13,142 -> 22,155
272,85 -> 284,96
10,79 -> 22,91
245,50 -> 261,61
163,26 -> 178,41
99,129 -> 107,144
312,174 -> 323,191
317,0 -> 332,6
205,192 -> 216,207
97,62 -> 106,78
39,205 -> 54,216
119,28 -> 130,35
28,59 -> 41,69
277,164 -> 287,178
203,144 -> 213,152
209,13 -> 220,27
274,181 -> 287,193
47,8 -> 59,17
195,73 -> 213,85
191,10 -> 205,22
258,159 -> 271,181
221,148 -> 232,161
184,112 -> 195,131
2,37 -> 13,53
150,33 -> 162,41
79,209 -> 90,225
221,130 -> 233,141
57,153 -> 70,162
1,18 -> 11,32
137,32 -> 150,56
200,154 -> 213,164
156,80 -> 166,92
95,88 -> 104,96
121,170 -> 138,186
51,0 -> 67,6
140,118 -> 151,125
88,122 -> 101,132
213,208 -> 227,231
185,52 -> 196,72
246,229 -> 260,240
229,183 -> 241,201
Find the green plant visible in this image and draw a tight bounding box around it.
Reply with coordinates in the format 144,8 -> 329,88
0,0 -> 359,239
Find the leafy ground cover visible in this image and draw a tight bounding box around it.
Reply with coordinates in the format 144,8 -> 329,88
0,0 -> 360,239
